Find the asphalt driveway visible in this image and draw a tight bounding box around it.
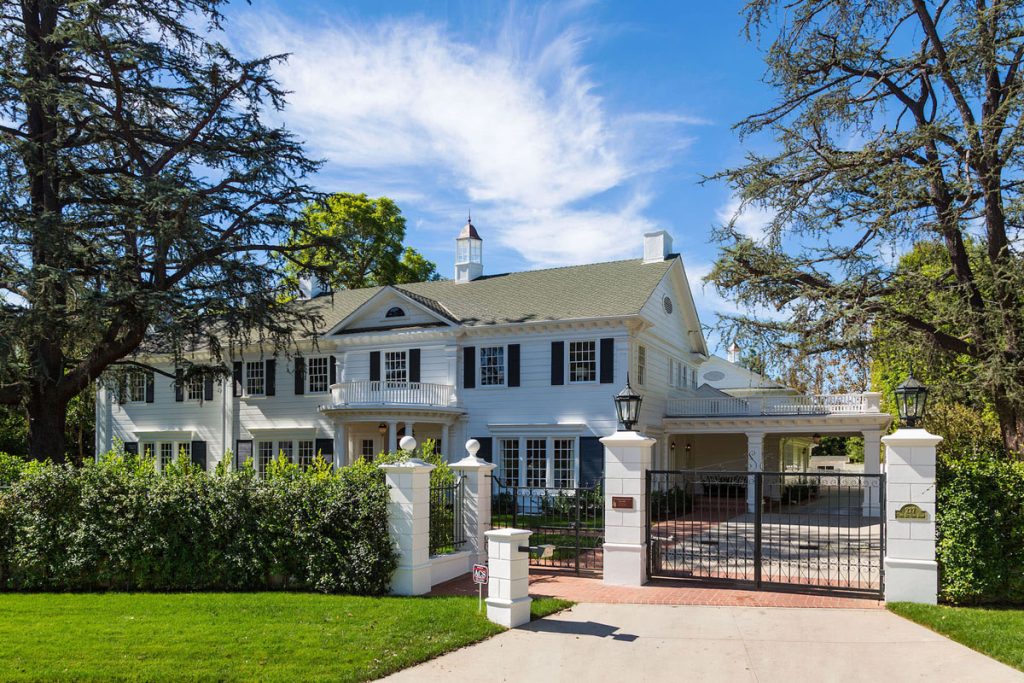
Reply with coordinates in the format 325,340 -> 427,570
384,603 -> 1023,682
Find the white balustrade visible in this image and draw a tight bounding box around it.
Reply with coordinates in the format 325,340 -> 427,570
330,381 -> 457,408
666,393 -> 880,417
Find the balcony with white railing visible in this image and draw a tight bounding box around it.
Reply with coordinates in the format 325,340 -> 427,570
330,381 -> 458,409
665,392 -> 883,418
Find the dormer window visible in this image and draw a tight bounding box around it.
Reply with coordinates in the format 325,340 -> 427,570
385,306 -> 405,318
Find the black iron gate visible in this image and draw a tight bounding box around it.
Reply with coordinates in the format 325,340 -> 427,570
647,470 -> 885,596
491,478 -> 603,574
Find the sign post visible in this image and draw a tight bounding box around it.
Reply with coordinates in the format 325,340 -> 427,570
472,563 -> 488,613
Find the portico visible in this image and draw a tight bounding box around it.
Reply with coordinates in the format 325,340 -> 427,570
319,406 -> 465,464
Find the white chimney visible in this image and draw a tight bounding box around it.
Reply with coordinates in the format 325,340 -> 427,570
643,230 -> 673,263
298,276 -> 327,299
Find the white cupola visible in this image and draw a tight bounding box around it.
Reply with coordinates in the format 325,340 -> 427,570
454,214 -> 483,283
727,341 -> 741,364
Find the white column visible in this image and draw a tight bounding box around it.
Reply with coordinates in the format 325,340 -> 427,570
746,431 -> 765,513
882,428 -> 942,604
484,528 -> 532,628
380,458 -> 435,596
387,421 -> 398,454
440,424 -> 450,459
451,441 -> 497,567
601,430 -> 656,586
862,429 -> 882,515
332,422 -> 346,468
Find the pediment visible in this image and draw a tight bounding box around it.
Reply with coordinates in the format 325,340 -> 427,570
326,286 -> 455,335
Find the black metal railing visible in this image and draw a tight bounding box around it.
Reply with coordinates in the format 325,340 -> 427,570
429,475 -> 467,555
491,478 -> 604,574
648,469 -> 885,596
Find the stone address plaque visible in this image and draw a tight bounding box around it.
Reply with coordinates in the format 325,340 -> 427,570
611,496 -> 634,510
895,503 -> 928,521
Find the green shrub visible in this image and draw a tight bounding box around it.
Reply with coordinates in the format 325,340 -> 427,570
0,451 -> 397,594
937,453 -> 1024,605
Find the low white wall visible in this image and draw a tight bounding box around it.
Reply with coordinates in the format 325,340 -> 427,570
430,551 -> 472,587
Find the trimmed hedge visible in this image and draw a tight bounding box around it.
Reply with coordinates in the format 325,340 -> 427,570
937,455 -> 1024,605
0,452 -> 397,594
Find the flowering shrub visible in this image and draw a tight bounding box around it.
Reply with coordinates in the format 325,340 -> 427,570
0,451 -> 396,594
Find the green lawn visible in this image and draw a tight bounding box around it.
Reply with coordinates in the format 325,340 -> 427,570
0,593 -> 572,682
889,602 -> 1024,672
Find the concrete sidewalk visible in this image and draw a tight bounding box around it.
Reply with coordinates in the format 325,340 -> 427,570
384,603 -> 1023,682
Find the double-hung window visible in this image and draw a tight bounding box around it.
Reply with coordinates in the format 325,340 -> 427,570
257,441 -> 274,476
384,351 -> 407,386
479,346 -> 505,386
307,357 -> 330,393
553,439 -> 574,489
277,441 -> 293,462
525,439 -> 547,488
186,378 -> 203,401
127,371 -> 147,403
298,440 -> 315,468
500,439 -> 520,485
568,341 -> 597,383
245,361 -> 265,396
159,443 -> 174,471
361,439 -> 376,460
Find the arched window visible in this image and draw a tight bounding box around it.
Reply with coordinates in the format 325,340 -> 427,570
385,306 -> 405,318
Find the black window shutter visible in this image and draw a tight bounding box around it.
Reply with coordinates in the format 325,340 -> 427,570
265,359 -> 276,396
507,344 -> 520,387
370,351 -> 381,382
174,369 -> 184,402
550,341 -> 565,385
329,355 -> 337,385
294,357 -> 305,395
409,348 -> 421,383
315,438 -> 334,462
124,441 -> 139,455
190,440 -> 207,471
463,347 -> 476,389
232,362 -> 243,397
600,338 -> 615,384
473,436 -> 493,463
203,375 -> 214,401
579,437 -> 604,487
145,373 -> 155,403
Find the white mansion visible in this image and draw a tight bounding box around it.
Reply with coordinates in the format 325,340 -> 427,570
95,222 -> 891,486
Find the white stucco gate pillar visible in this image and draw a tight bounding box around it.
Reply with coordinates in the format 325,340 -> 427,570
451,439 -> 496,567
602,430 -> 655,586
380,457 -> 434,596
882,428 -> 942,604
484,528 -> 533,628
862,429 -> 882,516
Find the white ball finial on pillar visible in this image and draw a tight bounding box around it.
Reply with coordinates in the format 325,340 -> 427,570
399,435 -> 417,453
465,438 -> 480,459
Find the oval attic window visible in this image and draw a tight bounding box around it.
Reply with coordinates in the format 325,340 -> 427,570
663,296 -> 674,314
385,306 -> 405,318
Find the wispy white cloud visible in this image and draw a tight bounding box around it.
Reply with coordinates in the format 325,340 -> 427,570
229,6 -> 701,266
715,195 -> 776,242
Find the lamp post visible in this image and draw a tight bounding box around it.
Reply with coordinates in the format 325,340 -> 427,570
894,370 -> 929,428
613,374 -> 643,432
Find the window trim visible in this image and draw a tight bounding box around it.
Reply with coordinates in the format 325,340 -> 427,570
125,370 -> 148,403
184,377 -> 204,402
478,344 -> 507,388
382,349 -> 409,385
305,356 -> 331,394
496,434 -> 579,489
566,339 -> 599,384
244,360 -> 265,397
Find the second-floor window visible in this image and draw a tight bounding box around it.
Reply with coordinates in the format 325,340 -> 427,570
384,351 -> 407,385
568,341 -> 597,383
480,346 -> 505,386
245,361 -> 265,396
307,357 -> 330,393
127,371 -> 147,403
186,378 -> 203,401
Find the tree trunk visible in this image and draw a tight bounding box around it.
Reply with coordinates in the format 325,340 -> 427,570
26,391 -> 68,463
994,392 -> 1024,457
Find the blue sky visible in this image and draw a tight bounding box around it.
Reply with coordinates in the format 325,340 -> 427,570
224,0 -> 778,351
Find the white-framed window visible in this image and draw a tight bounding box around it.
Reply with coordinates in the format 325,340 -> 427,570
298,440 -> 315,468
178,442 -> 191,461
257,441 -> 274,475
307,356 -> 330,393
142,442 -> 155,459
126,371 -> 147,403
361,439 -> 375,459
384,350 -> 407,385
568,340 -> 597,383
500,439 -> 519,485
525,439 -> 547,488
245,361 -> 265,396
479,346 -> 505,386
185,378 -> 204,401
553,439 -> 574,489
637,345 -> 646,386
160,443 -> 174,471
277,441 -> 293,462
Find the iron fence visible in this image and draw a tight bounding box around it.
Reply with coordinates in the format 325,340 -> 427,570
648,469 -> 885,596
491,478 -> 604,574
429,475 -> 467,555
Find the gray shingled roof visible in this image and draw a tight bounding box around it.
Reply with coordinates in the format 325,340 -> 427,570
304,257 -> 676,331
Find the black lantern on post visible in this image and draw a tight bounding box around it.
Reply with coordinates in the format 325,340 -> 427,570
894,370 -> 929,428
614,374 -> 643,432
